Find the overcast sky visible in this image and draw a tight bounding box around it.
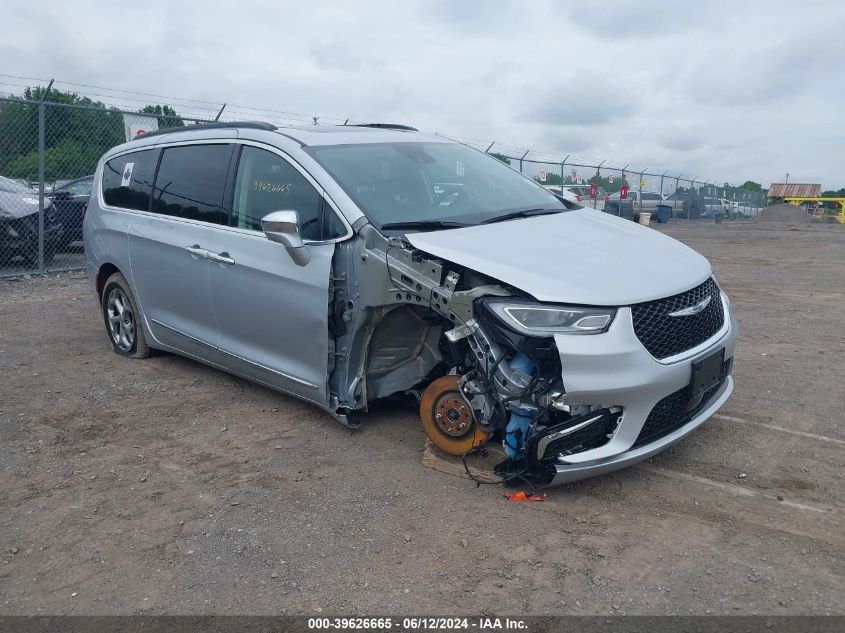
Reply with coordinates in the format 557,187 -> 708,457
2,0 -> 843,189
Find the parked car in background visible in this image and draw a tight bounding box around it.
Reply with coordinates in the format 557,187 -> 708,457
563,184 -> 607,210
662,192 -> 694,218
732,202 -> 753,219
0,175 -> 63,265
604,190 -> 663,221
542,185 -> 581,206
603,190 -> 634,219
699,197 -> 723,218
663,194 -> 724,219
49,175 -> 93,247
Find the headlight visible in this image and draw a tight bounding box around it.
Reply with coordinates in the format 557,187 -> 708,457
487,300 -> 616,335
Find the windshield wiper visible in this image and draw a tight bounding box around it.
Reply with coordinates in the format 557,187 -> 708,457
481,208 -> 564,224
379,220 -> 471,231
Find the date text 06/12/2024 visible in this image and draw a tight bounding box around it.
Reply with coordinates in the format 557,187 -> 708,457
307,617 -> 528,631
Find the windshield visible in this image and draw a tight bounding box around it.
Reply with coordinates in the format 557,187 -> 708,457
307,142 -> 565,229
0,176 -> 31,193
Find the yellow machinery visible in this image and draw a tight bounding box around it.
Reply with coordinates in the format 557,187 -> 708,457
783,197 -> 845,223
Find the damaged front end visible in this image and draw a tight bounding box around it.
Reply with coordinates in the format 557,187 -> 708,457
327,224 -> 621,487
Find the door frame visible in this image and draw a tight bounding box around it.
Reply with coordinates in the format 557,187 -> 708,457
207,139 -> 355,406
219,139 -> 355,243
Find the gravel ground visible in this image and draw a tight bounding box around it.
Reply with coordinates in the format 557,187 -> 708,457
0,222 -> 843,615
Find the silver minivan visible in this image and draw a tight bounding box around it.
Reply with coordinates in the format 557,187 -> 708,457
84,122 -> 736,487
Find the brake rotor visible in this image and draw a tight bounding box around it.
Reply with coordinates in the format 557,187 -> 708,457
420,375 -> 491,456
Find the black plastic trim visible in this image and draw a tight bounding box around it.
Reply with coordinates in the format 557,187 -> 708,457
133,121 -> 278,141
344,123 -> 419,132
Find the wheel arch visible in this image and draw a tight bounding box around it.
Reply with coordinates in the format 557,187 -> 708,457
96,262 -> 121,299
361,303 -> 449,402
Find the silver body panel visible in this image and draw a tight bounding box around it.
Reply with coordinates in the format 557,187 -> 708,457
129,213 -> 221,361
209,228 -> 333,400
550,295 -> 735,472
550,378 -> 733,484
406,209 -> 712,306
84,123 -> 736,486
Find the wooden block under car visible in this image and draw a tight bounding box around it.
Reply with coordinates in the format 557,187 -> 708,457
421,439 -> 507,484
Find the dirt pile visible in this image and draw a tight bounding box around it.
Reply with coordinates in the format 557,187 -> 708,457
753,203 -> 813,223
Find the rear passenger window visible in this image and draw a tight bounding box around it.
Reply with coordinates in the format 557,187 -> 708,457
232,146 -> 324,240
102,149 -> 157,211
151,144 -> 233,224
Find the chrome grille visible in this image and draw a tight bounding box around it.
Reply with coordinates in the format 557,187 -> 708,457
631,278 -> 724,359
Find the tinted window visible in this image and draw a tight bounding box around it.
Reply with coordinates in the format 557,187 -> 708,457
65,179 -> 93,196
232,146 -> 326,240
643,192 -> 661,201
152,144 -> 232,223
102,150 -> 157,211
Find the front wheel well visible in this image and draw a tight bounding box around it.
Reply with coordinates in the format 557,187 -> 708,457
363,304 -> 448,402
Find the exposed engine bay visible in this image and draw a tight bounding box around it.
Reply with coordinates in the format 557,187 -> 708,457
327,223 -> 622,486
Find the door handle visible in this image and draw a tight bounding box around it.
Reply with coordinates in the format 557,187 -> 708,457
207,251 -> 235,266
186,245 -> 209,259
186,245 -> 210,260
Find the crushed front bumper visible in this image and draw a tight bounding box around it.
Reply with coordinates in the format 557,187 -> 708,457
546,292 -> 736,486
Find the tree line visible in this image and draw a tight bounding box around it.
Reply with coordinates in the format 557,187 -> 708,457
0,86 -> 185,183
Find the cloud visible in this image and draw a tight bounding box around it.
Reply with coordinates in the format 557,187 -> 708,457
522,77 -> 640,126
563,0 -> 713,40
0,0 -> 842,188
309,40 -> 386,72
659,135 -> 703,153
423,0 -> 526,35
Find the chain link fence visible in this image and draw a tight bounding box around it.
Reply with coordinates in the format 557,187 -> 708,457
0,95 -> 215,278
452,139 -> 767,224
2,86 -> 769,279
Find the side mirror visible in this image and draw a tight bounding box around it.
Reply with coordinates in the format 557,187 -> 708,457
261,210 -> 310,266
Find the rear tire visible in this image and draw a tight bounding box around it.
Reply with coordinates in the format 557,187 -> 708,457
101,272 -> 150,359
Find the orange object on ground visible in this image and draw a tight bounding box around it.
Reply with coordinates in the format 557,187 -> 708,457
505,491 -> 547,502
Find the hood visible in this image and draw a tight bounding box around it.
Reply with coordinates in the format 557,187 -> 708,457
0,191 -> 48,219
406,209 -> 712,306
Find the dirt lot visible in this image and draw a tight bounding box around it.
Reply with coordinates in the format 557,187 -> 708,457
1,222 -> 843,615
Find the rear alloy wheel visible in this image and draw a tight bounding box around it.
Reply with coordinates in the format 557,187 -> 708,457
101,272 -> 150,358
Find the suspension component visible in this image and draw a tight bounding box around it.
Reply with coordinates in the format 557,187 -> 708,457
419,375 -> 491,455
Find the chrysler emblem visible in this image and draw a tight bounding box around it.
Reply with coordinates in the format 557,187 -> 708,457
668,295 -> 712,317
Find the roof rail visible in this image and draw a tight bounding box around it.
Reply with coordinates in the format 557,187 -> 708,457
133,121 -> 278,141
345,123 -> 419,132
